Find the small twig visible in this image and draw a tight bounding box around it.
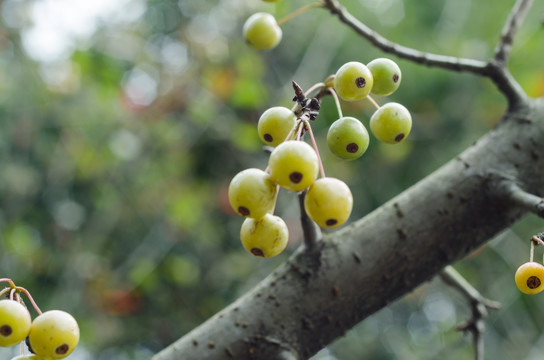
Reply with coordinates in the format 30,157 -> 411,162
494,0 -> 535,64
439,266 -> 501,360
503,181 -> 544,218
322,0 -> 488,74
322,0 -> 529,107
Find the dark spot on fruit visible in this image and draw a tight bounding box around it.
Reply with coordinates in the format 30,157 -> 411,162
355,77 -> 366,88
290,172 -> 303,183
0,325 -> 12,336
395,133 -> 405,142
527,276 -> 541,289
56,344 -> 70,355
251,248 -> 264,257
393,74 -> 399,83
264,134 -> 273,142
346,143 -> 359,153
326,219 -> 337,226
238,206 -> 250,216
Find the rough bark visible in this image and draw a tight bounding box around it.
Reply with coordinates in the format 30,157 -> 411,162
153,0 -> 543,358
152,95 -> 544,359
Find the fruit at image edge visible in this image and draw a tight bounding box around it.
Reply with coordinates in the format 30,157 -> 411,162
243,12 -> 282,51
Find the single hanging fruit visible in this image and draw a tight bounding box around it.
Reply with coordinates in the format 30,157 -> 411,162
0,300 -> 32,347
370,102 -> 412,144
304,177 -> 353,228
367,58 -> 402,96
240,213 -> 289,257
228,168 -> 277,219
334,61 -> 374,101
327,117 -> 370,160
268,140 -> 319,192
243,13 -> 282,51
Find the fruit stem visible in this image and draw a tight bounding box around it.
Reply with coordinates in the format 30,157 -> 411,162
327,88 -> 343,118
366,95 -> 381,110
532,235 -> 544,246
276,2 -> 324,26
303,119 -> 326,178
0,287 -> 10,297
304,82 -> 326,98
530,239 -> 535,262
296,120 -> 305,140
284,119 -> 303,143
0,278 -> 16,288
17,286 -> 42,315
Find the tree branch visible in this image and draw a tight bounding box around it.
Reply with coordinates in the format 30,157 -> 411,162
439,266 -> 501,360
494,0 -> 535,64
501,179 -> 544,218
153,99 -> 544,360
322,0 -> 530,107
322,0 -> 488,74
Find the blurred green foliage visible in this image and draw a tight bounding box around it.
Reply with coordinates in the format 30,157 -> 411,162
0,0 -> 543,359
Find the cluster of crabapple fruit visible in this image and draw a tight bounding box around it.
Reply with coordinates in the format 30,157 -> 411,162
229,81 -> 353,258
228,56 -> 411,258
242,1 -> 412,149
515,235 -> 544,295
234,0 -> 412,258
0,278 -> 80,360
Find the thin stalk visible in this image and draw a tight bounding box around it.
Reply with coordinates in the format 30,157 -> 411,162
285,120 -> 303,143
0,278 -> 16,288
296,120 -> 305,140
0,288 -> 10,297
366,95 -> 380,110
18,287 -> 42,315
328,88 -> 343,118
304,82 -> 326,97
277,2 -> 324,26
532,236 -> 544,247
304,119 -> 326,178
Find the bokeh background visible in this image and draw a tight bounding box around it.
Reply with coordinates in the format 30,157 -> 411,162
0,0 -> 543,359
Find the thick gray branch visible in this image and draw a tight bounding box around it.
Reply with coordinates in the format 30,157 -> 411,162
153,96 -> 544,359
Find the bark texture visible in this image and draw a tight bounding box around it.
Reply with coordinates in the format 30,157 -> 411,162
153,0 -> 542,358
153,97 -> 544,359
